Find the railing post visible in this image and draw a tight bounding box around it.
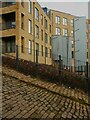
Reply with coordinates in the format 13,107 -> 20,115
59,55 -> 61,74
36,50 -> 38,65
85,62 -> 88,79
16,45 -> 18,70
36,50 -> 38,76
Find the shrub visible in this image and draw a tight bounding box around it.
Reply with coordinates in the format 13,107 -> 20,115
2,55 -> 89,92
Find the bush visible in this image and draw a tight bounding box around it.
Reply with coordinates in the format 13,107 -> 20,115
2,55 -> 89,92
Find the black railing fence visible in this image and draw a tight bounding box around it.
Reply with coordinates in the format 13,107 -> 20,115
2,45 -> 90,98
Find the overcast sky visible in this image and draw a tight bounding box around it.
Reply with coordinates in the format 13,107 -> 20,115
38,1 -> 89,18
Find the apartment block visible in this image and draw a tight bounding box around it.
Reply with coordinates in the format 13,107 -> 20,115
0,1 -> 52,65
48,9 -> 75,68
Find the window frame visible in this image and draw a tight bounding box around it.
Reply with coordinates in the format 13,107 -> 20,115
28,19 -> 32,34
56,27 -> 60,35
28,40 -> 32,54
35,25 -> 39,38
63,17 -> 68,25
35,7 -> 39,21
56,16 -> 60,24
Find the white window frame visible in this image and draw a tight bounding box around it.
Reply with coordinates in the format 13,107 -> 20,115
41,14 -> 43,25
71,19 -> 74,26
35,7 -> 39,21
56,16 -> 60,24
63,29 -> 68,36
28,40 -> 32,54
28,0 -> 31,13
63,18 -> 68,25
56,27 -> 60,35
28,20 -> 32,34
71,30 -> 73,36
35,25 -> 39,38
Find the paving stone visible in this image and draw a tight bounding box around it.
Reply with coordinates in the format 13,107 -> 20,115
2,73 -> 90,119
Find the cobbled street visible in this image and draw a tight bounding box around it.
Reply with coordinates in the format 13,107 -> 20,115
2,75 -> 90,119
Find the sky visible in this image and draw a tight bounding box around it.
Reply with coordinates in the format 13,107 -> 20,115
38,0 -> 89,18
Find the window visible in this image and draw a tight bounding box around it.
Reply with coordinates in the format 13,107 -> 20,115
36,43 -> 39,55
63,18 -> 68,25
41,45 -> 43,56
35,8 -> 39,21
45,33 -> 48,43
72,51 -> 74,58
72,40 -> 74,48
70,30 -> 73,36
45,18 -> 47,29
28,0 -> 31,13
41,14 -> 43,25
50,49 -> 51,58
63,29 -> 68,36
50,37 -> 51,45
21,13 -> 24,29
49,25 -> 51,33
71,19 -> 74,26
28,40 -> 32,54
21,0 -> 24,7
21,37 -> 24,53
56,16 -> 60,24
88,24 -> 90,30
56,28 -> 60,35
35,25 -> 39,38
45,47 -> 48,57
41,29 -> 43,41
28,20 -> 32,33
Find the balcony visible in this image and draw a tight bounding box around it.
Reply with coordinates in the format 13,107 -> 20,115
0,21 -> 16,30
0,2 -> 16,8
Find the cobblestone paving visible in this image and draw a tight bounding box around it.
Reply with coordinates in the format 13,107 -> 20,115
2,66 -> 89,104
2,75 -> 90,119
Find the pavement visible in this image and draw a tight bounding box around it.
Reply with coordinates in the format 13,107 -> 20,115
1,66 -> 90,119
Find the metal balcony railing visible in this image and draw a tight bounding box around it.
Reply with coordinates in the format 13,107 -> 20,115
0,21 -> 16,30
1,2 -> 16,8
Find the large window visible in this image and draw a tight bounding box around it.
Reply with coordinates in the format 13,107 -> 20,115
28,20 -> 32,33
63,29 -> 68,36
41,45 -> 43,56
45,18 -> 47,29
41,14 -> 43,25
41,29 -> 43,41
45,47 -> 48,57
28,0 -> 31,13
49,25 -> 51,33
21,13 -> 24,29
71,30 -> 73,36
63,18 -> 68,25
50,49 -> 51,58
21,0 -> 24,7
71,19 -> 74,27
35,25 -> 39,38
35,8 -> 39,21
56,27 -> 60,35
56,16 -> 60,24
50,37 -> 51,45
36,43 -> 39,55
45,33 -> 48,43
28,40 -> 32,54
21,37 -> 24,53
72,51 -> 74,58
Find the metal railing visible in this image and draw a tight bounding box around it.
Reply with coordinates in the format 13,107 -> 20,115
0,21 -> 16,30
